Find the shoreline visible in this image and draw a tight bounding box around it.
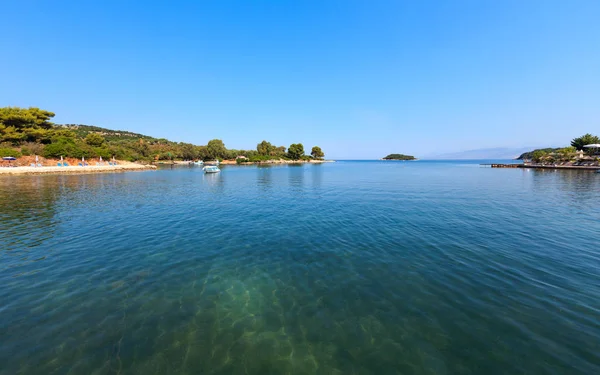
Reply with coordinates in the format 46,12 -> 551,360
0,163 -> 156,176
154,159 -> 336,165
224,159 -> 335,165
485,163 -> 599,170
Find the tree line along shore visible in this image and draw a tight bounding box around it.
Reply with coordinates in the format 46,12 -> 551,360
0,107 -> 328,168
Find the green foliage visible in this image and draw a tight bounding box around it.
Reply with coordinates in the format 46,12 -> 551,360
310,146 -> 324,159
179,143 -> 197,160
555,146 -> 577,160
558,146 -> 576,154
0,107 -> 55,130
247,155 -> 274,162
52,129 -> 77,140
517,148 -> 558,160
274,146 -> 285,156
288,143 -> 305,160
23,127 -> 52,143
224,149 -> 240,160
21,142 -> 45,156
63,124 -> 152,141
531,150 -> 548,163
571,133 -> 600,151
256,140 -> 274,156
0,107 -> 322,163
42,138 -> 79,158
206,139 -> 226,160
383,154 -> 416,160
0,148 -> 22,158
85,133 -> 106,147
0,126 -> 25,144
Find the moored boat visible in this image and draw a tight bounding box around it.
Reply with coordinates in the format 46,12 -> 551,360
203,165 -> 220,173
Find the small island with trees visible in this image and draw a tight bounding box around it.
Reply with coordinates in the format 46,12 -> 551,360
382,154 -> 417,160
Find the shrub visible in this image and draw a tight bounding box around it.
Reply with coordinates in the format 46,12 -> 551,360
20,142 -> 45,157
42,140 -> 81,158
0,147 -> 22,158
85,133 -> 105,147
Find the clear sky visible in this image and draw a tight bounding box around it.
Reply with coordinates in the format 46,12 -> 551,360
2,0 -> 599,159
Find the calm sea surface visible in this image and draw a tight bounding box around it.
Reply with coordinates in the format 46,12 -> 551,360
1,160 -> 599,375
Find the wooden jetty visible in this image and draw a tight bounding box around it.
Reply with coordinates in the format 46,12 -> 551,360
481,163 -> 522,168
481,163 -> 600,170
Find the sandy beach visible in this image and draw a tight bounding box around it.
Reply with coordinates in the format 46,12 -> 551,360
0,163 -> 156,175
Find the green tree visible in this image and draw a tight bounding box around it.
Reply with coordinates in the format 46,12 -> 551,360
42,137 -> 80,158
51,129 -> 77,140
225,149 -> 240,159
0,126 -> 25,144
0,107 -> 55,130
196,146 -> 209,160
0,148 -> 22,158
206,139 -> 226,160
557,146 -> 576,161
275,146 -> 286,157
23,127 -> 52,143
532,150 -> 547,163
179,143 -> 197,160
256,140 -> 274,156
571,133 -> 600,151
85,133 -> 106,147
288,143 -> 305,160
310,146 -> 324,159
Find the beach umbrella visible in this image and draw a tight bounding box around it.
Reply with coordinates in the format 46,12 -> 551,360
583,144 -> 600,155
2,156 -> 16,165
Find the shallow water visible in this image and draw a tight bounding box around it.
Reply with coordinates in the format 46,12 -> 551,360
1,160 -> 599,374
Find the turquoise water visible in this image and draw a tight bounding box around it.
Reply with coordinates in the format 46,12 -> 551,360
1,160 -> 599,374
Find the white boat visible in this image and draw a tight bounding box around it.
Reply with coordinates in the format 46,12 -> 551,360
203,166 -> 220,173
205,160 -> 220,166
194,160 -> 204,165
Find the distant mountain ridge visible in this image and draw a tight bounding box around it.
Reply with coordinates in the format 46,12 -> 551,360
426,147 -> 547,160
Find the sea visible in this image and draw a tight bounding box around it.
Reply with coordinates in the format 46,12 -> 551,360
1,160 -> 599,375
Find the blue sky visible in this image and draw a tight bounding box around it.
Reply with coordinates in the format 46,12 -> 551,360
2,0 -> 599,159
